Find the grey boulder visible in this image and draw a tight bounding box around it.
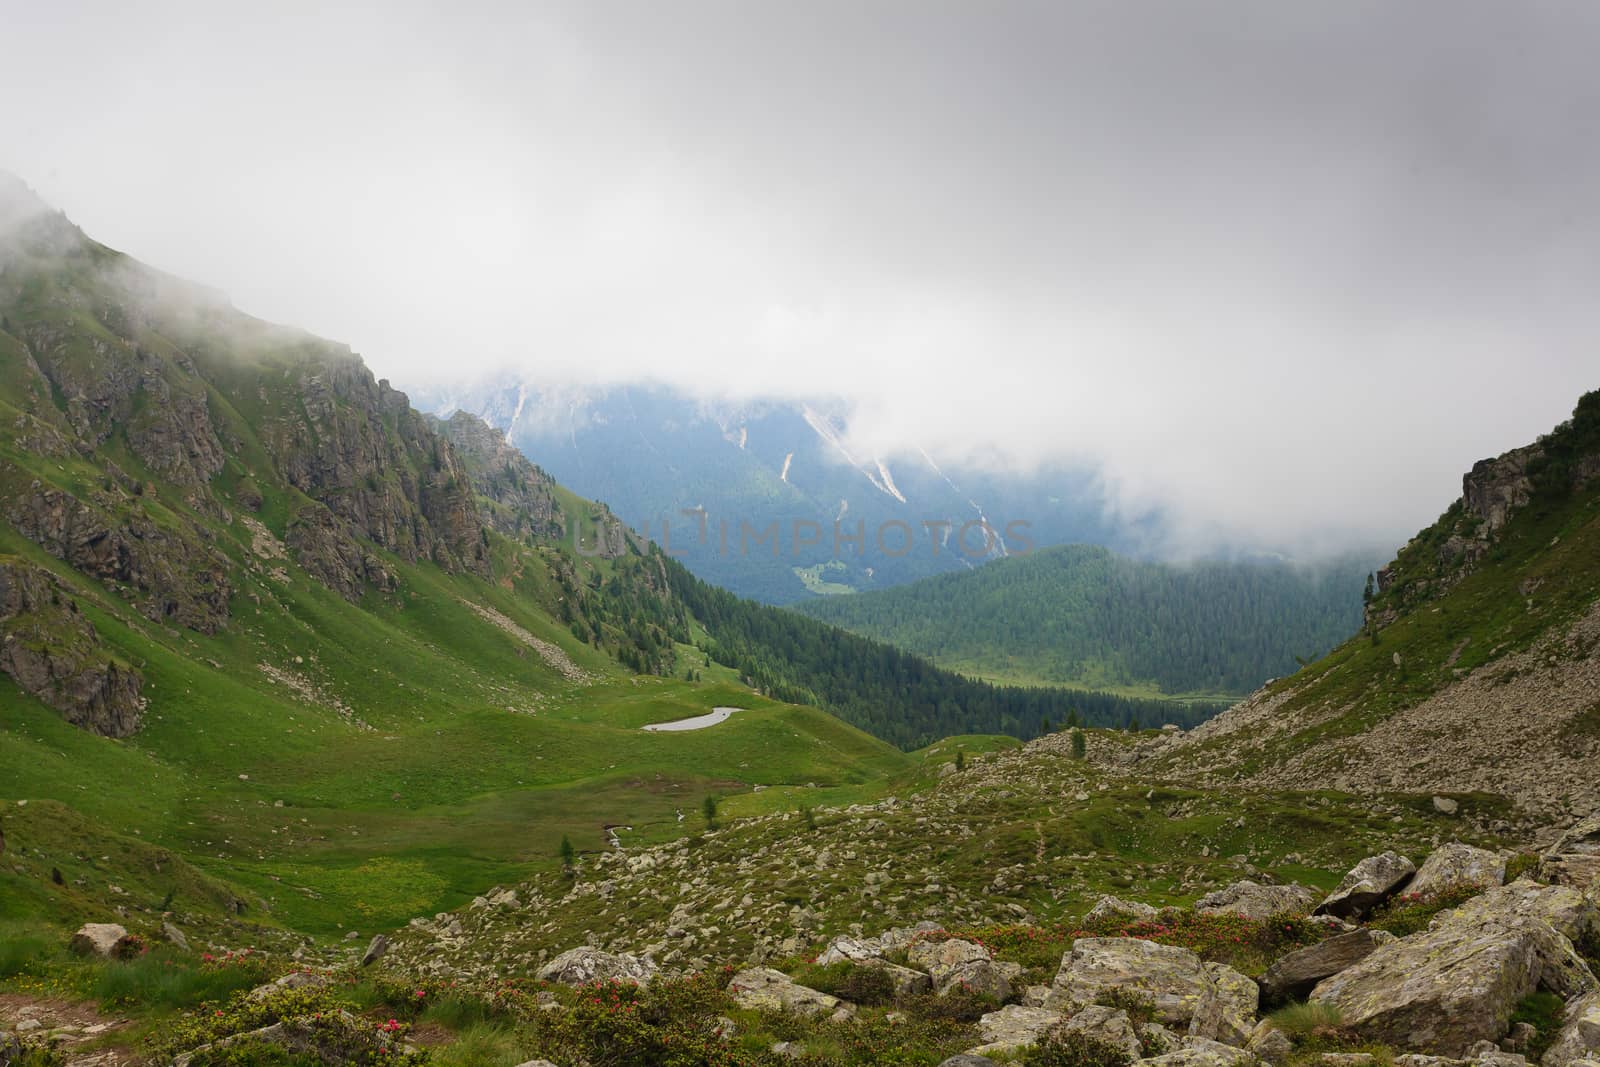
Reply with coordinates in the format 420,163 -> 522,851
1314,852 -> 1416,919
1258,930 -> 1393,1005
538,947 -> 658,987
1310,881 -> 1599,1056
1408,843 -> 1508,898
1196,881 -> 1319,920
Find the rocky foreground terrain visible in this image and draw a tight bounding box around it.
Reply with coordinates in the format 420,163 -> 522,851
12,810 -> 1597,1066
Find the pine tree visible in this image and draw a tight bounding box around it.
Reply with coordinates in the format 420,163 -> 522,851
1071,727 -> 1087,760
702,794 -> 718,829
559,834 -> 575,869
955,748 -> 965,772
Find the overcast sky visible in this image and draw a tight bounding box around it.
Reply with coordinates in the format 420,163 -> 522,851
5,1 -> 1598,553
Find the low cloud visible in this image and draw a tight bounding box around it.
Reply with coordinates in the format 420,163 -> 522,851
4,1 -> 1597,554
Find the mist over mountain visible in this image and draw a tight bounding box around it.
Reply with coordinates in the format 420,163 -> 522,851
423,378 -> 1168,603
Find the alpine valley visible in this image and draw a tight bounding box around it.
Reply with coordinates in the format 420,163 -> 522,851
1,175 -> 1598,1067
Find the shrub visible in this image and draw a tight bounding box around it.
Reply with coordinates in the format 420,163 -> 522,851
1503,853 -> 1541,883
1367,884 -> 1483,937
791,961 -> 896,1006
1024,1029 -> 1134,1067
1509,991 -> 1565,1062
534,970 -> 756,1066
1102,988 -> 1157,1028
902,985 -> 999,1023
1077,911 -> 1323,974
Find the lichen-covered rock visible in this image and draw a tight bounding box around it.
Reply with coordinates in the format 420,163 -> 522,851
1196,881 -> 1319,920
1544,817 -> 1600,890
247,970 -> 334,1001
1545,991 -> 1600,1067
538,947 -> 657,987
871,961 -> 934,997
1246,1020 -> 1294,1066
1408,843 -> 1508,898
970,1005 -> 1065,1055
1056,1005 -> 1145,1060
909,937 -> 1014,999
727,967 -> 847,1017
1310,882 -> 1600,1055
1193,962 -> 1259,1046
68,922 -> 128,958
1049,937 -> 1215,1028
1259,930 -> 1392,1006
1086,895 -> 1160,923
1314,852 -> 1416,919
1137,1035 -> 1260,1067
816,934 -> 883,965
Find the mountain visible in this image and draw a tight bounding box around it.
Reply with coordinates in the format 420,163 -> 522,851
0,172 -> 1218,950
792,543 -> 1372,698
2,174 -> 1596,1067
1143,388 -> 1600,822
423,379 -> 1147,603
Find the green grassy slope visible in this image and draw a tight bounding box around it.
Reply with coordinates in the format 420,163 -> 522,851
0,187 -> 911,944
793,543 -> 1370,698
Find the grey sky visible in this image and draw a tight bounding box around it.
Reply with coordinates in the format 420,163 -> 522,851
5,1 -> 1598,552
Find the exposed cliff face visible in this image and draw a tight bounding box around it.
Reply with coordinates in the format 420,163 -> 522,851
256,357 -> 490,592
434,410 -> 566,546
0,558 -> 144,736
3,480 -> 232,634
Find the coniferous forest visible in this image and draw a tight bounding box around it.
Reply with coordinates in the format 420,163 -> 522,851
792,544 -> 1369,697
665,556 -> 1226,748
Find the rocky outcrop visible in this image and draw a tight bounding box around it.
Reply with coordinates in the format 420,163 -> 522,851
1314,852 -> 1416,919
0,560 -> 143,736
537,947 -> 657,987
1195,881 -> 1319,920
5,483 -> 230,634
285,504 -> 398,601
1310,881 -> 1600,1055
261,358 -> 490,586
435,411 -> 567,547
1464,446 -> 1540,539
1408,843 -> 1508,898
1258,929 -> 1392,1006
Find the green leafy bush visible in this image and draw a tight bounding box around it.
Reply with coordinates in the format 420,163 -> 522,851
1509,991 -> 1566,1062
1076,911 -> 1323,974
902,985 -> 1000,1023
1367,885 -> 1484,937
1024,1029 -> 1135,1067
791,961 -> 896,1006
